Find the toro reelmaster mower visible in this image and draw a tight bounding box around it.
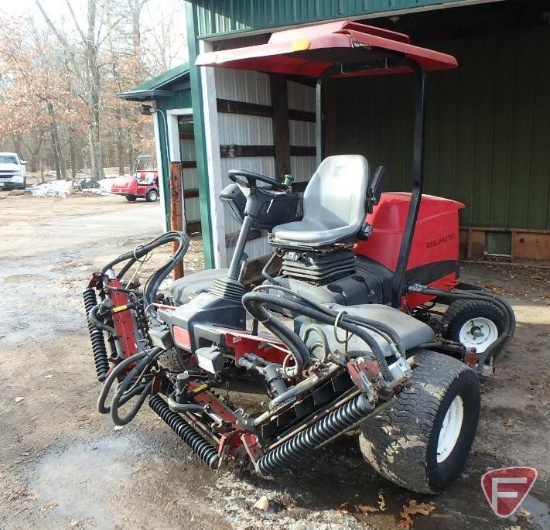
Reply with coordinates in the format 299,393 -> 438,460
84,22 -> 515,494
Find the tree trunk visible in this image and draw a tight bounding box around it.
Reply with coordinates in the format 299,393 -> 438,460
87,0 -> 104,180
68,130 -> 78,179
47,100 -> 66,180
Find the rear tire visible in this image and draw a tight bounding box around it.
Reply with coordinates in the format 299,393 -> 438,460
158,348 -> 187,373
126,195 -> 137,202
443,299 -> 505,354
146,189 -> 158,202
359,350 -> 480,494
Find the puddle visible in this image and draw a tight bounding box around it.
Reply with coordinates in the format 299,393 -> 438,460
32,434 -> 146,528
516,493 -> 550,529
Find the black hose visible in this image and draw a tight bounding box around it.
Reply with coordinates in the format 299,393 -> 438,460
101,231 -> 186,276
97,350 -> 149,414
101,231 -> 189,321
253,284 -> 405,357
241,293 -> 310,376
83,287 -> 110,382
88,305 -> 118,337
242,292 -> 394,382
257,393 -> 374,474
167,392 -> 206,414
109,348 -> 163,425
409,284 -> 516,365
149,394 -> 220,469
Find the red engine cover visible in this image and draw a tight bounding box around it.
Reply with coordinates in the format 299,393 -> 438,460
355,192 -> 464,272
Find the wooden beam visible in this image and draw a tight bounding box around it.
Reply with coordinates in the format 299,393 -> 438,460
217,98 -> 315,122
220,145 -> 316,158
270,74 -> 291,180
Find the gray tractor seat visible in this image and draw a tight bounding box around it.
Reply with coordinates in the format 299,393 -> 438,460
270,155 -> 369,247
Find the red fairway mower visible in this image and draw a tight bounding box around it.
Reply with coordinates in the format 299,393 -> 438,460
85,22 -> 515,494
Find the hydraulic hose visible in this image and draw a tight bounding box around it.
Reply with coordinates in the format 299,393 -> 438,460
241,293 -> 310,377
257,393 -> 374,474
109,348 -> 163,426
242,291 -> 394,383
83,287 -> 109,382
97,347 -> 162,426
253,284 -> 405,357
88,304 -> 118,337
97,351 -> 147,414
100,231 -> 189,319
408,284 -> 516,366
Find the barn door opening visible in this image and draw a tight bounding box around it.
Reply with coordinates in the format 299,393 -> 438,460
178,115 -> 200,233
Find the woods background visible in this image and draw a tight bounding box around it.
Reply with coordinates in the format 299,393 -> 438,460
0,0 -> 187,180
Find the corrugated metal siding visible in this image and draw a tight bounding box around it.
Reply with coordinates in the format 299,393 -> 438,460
215,68 -> 274,261
180,138 -> 201,223
288,80 -> 316,182
214,71 -> 318,263
331,26 -> 550,230
193,0 -> 469,38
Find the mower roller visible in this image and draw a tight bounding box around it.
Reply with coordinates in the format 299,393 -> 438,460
84,21 -> 515,494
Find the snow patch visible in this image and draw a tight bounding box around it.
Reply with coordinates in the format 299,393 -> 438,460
28,178 -> 114,198
29,180 -> 72,198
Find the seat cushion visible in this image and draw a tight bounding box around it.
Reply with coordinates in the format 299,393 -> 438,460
271,219 -> 360,246
271,155 -> 369,246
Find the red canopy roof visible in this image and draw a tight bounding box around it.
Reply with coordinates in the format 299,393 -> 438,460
196,21 -> 457,78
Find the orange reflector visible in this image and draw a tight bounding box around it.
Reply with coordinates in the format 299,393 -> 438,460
292,39 -> 310,52
173,326 -> 191,349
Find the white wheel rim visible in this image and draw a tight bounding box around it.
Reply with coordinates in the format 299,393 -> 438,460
458,317 -> 499,353
437,395 -> 464,463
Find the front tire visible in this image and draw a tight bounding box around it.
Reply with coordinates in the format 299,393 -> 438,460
359,350 -> 480,494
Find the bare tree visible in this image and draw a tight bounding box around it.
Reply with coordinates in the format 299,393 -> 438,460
36,0 -> 105,179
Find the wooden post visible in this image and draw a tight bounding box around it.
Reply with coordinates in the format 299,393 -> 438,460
170,161 -> 185,280
270,74 -> 291,179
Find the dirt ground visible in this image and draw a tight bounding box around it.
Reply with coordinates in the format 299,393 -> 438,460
0,192 -> 548,530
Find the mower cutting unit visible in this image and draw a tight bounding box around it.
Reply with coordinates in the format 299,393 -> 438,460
85,22 -> 515,494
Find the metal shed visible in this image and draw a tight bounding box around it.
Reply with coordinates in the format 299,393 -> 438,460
184,0 -> 550,266
118,64 -> 201,232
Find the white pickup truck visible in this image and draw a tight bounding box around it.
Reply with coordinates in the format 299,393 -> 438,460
0,152 -> 27,190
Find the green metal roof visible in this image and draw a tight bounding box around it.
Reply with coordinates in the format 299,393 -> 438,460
191,0 -> 505,38
117,62 -> 190,101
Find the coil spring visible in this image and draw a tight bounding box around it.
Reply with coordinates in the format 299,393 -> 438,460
149,394 -> 220,469
257,394 -> 374,475
83,287 -> 110,382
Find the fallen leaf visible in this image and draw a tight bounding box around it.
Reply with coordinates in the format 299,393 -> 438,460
378,491 -> 387,511
398,500 -> 436,527
402,500 -> 436,517
253,495 -> 269,511
398,514 -> 414,529
41,500 -> 58,511
338,502 -> 350,515
354,503 -> 378,515
503,418 -> 515,428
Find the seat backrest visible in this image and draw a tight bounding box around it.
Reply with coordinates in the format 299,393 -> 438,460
303,155 -> 369,231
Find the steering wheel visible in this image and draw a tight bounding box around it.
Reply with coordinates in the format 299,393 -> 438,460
227,169 -> 289,191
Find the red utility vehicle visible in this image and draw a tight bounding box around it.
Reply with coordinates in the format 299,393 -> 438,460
111,155 -> 159,202
85,22 -> 515,496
